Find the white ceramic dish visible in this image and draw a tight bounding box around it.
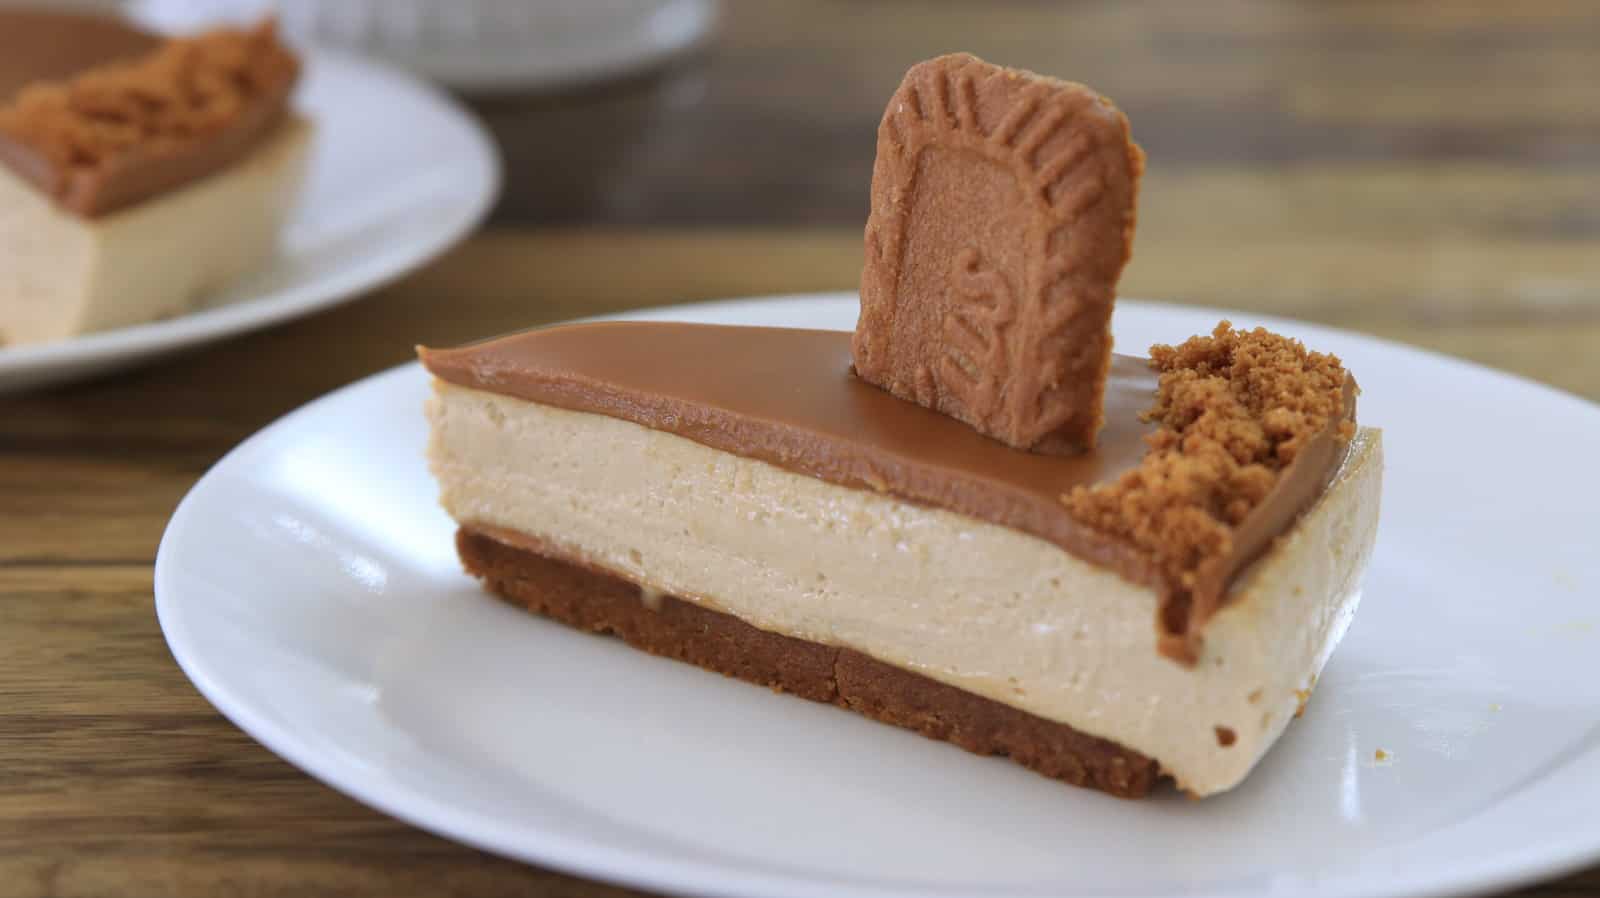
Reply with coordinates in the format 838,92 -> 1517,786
0,49 -> 499,394
156,294 -> 1600,898
131,0 -> 720,94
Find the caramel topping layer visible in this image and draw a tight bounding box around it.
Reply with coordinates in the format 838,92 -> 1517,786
0,11 -> 157,102
0,16 -> 298,218
420,322 -> 1353,660
1066,322 -> 1357,662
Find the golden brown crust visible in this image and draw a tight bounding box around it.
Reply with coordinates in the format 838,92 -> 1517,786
1064,322 -> 1355,662
853,52 -> 1143,454
0,19 -> 298,217
457,526 -> 1164,798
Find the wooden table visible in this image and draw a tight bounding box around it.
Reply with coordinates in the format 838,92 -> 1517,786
3,2 -> 1598,895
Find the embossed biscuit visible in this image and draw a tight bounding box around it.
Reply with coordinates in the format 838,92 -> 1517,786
853,53 -> 1143,453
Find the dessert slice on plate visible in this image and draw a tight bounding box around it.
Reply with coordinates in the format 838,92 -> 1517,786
419,54 -> 1383,798
0,12 -> 310,346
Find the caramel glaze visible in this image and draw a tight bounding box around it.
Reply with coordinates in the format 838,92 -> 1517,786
421,322 -> 1354,660
0,11 -> 294,218
0,11 -> 157,102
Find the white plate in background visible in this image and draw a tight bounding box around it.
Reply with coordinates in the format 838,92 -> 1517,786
132,0 -> 720,94
156,294 -> 1600,898
0,49 -> 499,394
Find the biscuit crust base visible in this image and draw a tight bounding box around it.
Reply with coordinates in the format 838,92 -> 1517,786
457,526 -> 1164,799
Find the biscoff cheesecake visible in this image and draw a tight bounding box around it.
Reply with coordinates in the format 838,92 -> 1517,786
420,54 -> 1383,798
0,14 -> 310,346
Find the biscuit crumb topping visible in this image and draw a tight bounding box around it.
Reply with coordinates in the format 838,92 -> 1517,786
0,20 -> 296,174
1064,322 -> 1352,658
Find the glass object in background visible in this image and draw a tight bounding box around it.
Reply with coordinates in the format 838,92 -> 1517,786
130,0 -> 719,93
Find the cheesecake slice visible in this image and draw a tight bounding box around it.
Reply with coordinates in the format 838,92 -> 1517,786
0,14 -> 310,347
419,53 -> 1383,798
420,323 -> 1382,797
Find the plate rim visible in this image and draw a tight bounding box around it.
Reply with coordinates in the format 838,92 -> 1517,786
0,48 -> 502,382
128,0 -> 722,94
155,292 -> 1600,898
371,0 -> 723,93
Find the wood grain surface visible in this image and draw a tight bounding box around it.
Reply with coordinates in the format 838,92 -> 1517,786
3,2 -> 1599,896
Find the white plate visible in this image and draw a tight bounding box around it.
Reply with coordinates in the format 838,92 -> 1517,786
0,49 -> 499,394
155,294 -> 1600,898
131,0 -> 721,94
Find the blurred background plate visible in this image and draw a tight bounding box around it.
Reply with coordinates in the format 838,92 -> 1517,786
130,0 -> 721,94
0,48 -> 500,395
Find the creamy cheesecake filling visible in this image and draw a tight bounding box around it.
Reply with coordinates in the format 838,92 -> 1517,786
421,323 -> 1359,664
429,381 -> 1383,795
0,116 -> 309,346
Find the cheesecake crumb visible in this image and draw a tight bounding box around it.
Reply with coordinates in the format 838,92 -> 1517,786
1063,321 -> 1350,663
0,19 -> 297,175
1214,726 -> 1237,747
1373,748 -> 1391,763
